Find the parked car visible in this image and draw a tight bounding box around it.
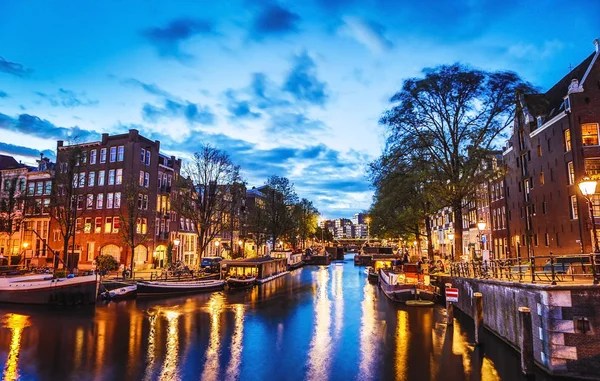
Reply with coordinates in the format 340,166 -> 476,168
200,257 -> 223,273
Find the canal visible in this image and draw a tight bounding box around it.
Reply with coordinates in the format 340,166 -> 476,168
0,255 -> 568,381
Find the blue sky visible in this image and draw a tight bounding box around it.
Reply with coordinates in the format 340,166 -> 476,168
0,0 -> 598,218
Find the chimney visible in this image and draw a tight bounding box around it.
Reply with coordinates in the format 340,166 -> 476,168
57,140 -> 64,148
568,78 -> 583,94
595,38 -> 599,53
101,133 -> 109,145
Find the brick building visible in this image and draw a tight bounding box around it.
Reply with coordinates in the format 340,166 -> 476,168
504,39 -> 600,258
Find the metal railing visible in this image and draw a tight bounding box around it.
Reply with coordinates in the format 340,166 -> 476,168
448,252 -> 599,285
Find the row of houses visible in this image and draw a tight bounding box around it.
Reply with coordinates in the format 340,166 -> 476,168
0,129 -> 271,270
430,39 -> 600,260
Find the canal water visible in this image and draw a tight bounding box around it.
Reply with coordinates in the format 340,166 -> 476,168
0,255 -> 567,381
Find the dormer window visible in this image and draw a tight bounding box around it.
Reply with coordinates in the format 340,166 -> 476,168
537,116 -> 543,129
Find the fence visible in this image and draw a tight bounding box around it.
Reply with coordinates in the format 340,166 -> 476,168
448,252 -> 600,285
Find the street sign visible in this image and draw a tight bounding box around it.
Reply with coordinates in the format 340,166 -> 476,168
446,288 -> 459,302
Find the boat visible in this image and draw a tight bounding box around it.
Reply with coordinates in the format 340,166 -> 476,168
354,246 -> 394,266
271,250 -> 304,270
303,247 -> 331,265
405,300 -> 434,307
222,257 -> 289,285
226,276 -> 256,288
255,271 -> 289,284
0,274 -> 99,305
102,284 -> 137,300
366,267 -> 378,282
378,268 -> 416,303
136,279 -> 225,296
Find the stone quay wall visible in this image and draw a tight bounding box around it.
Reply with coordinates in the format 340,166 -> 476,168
441,277 -> 600,380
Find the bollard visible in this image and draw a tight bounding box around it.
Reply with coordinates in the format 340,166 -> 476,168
445,283 -> 454,325
518,307 -> 534,375
474,292 -> 483,345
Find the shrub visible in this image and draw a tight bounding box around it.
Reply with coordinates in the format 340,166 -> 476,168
96,254 -> 119,274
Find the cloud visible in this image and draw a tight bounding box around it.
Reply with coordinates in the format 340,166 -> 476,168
0,142 -> 55,160
120,78 -> 172,97
507,39 -> 564,59
251,3 -> 300,39
0,91 -> 8,98
142,99 -> 215,125
338,16 -> 393,54
266,112 -> 327,136
0,113 -> 101,142
35,88 -> 98,108
141,18 -> 215,59
283,52 -> 328,106
224,89 -> 261,120
0,57 -> 33,77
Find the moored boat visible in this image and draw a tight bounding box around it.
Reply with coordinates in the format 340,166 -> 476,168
271,250 -> 304,270
102,284 -> 137,300
226,276 -> 256,288
222,257 -> 288,285
378,268 -> 415,303
136,279 -> 225,296
366,267 -> 378,282
0,274 -> 99,305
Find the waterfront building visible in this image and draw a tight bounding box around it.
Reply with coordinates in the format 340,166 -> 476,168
0,156 -> 28,260
504,39 -> 600,257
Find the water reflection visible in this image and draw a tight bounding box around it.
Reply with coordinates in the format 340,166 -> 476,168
225,304 -> 244,381
306,267 -> 332,381
395,310 -> 409,381
159,310 -> 180,381
201,293 -> 225,381
332,264 -> 344,338
358,281 -> 377,380
143,312 -> 158,381
2,313 -> 30,381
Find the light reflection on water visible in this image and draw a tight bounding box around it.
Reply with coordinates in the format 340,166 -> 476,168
0,256 -> 563,381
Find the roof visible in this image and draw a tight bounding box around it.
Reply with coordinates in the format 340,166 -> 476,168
522,51 -> 596,121
0,155 -> 21,170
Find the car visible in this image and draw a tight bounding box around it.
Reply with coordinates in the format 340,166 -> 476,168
200,257 -> 223,273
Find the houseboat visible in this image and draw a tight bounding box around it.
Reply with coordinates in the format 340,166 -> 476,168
303,247 -> 331,266
221,257 -> 289,285
271,250 -> 304,270
0,274 -> 99,305
354,246 -> 395,266
378,268 -> 416,302
226,275 -> 257,288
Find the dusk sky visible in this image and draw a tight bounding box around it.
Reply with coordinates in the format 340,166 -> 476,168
0,0 -> 598,218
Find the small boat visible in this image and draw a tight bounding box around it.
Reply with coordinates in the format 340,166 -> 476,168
378,268 -> 415,303
366,267 -> 378,282
226,276 -> 256,288
0,274 -> 99,305
405,300 -> 434,307
102,285 -> 137,300
136,279 -> 225,296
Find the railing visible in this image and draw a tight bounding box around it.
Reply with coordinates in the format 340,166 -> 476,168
448,252 -> 599,285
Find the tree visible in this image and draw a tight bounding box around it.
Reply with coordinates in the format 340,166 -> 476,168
0,175 -> 24,265
263,176 -> 298,250
96,254 -> 119,274
292,199 -> 319,250
246,197 -> 268,256
117,175 -> 149,276
311,226 -> 333,243
174,145 -> 242,258
48,145 -> 88,271
379,64 -> 533,257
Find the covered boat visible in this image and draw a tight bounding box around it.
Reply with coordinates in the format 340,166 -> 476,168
0,274 -> 99,305
221,257 -> 288,285
136,279 -> 225,296
271,250 -> 304,270
378,268 -> 416,303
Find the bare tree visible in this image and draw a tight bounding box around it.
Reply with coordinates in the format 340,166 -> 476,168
0,175 -> 24,265
174,145 -> 242,258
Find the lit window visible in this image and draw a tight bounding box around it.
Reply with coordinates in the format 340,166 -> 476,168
114,192 -> 121,208
107,192 -> 114,209
113,217 -> 120,233
144,172 -> 149,187
87,194 -> 94,208
568,161 -> 575,185
88,172 -> 95,187
139,171 -> 144,186
564,129 -> 571,152
105,217 -> 112,233
108,169 -> 115,185
96,194 -> 104,209
84,217 -> 92,233
95,217 -> 102,233
116,169 -> 122,185
582,123 -> 599,146
98,170 -> 105,186
570,195 -> 578,219
539,172 -> 544,185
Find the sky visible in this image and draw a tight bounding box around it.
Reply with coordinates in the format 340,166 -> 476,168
0,0 -> 599,218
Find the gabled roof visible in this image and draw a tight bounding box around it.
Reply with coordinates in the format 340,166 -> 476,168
0,154 -> 21,170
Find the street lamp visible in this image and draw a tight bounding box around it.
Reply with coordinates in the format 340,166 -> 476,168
173,238 -> 180,263
448,231 -> 455,261
578,175 -> 600,284
366,217 -> 371,243
477,219 -> 486,259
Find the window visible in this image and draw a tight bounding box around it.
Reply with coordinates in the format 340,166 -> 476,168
143,194 -> 148,210
113,217 -> 120,233
542,201 -> 547,214
107,193 -> 114,209
114,192 -> 121,208
96,194 -> 104,209
95,217 -> 102,233
537,144 -> 542,157
87,194 -> 94,208
44,181 -> 51,195
84,217 -> 92,233
141,148 -> 145,162
43,199 -> 50,213
138,194 -> 143,209
545,233 -> 550,246
105,217 -> 112,233
108,169 -> 115,185
570,195 -> 578,219
90,149 -> 97,164
582,123 -> 599,146
564,129 -> 571,152
568,161 -> 575,185
98,170 -> 105,186
82,151 -> 87,164
139,171 -> 144,186
110,147 -> 117,162
88,172 -> 95,187
533,234 -> 539,246
76,218 -> 83,232
77,195 -> 84,210
144,172 -> 150,187
28,183 -> 35,195
100,148 -> 107,163
116,169 -> 122,185
524,179 -> 530,201
79,173 -> 85,188
145,150 -> 151,165
36,182 -> 43,196
19,179 -> 25,192
136,218 -> 148,234
585,158 -> 600,179
117,146 -> 124,162
539,172 -> 544,185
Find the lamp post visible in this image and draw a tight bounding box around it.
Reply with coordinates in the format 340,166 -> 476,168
366,217 -> 371,244
173,238 -> 181,264
215,240 -> 220,257
22,242 -> 29,269
578,175 -> 600,284
477,219 -> 487,260
448,231 -> 455,261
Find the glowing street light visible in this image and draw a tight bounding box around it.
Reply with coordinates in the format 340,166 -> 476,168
579,175 -> 600,284
448,230 -> 455,261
